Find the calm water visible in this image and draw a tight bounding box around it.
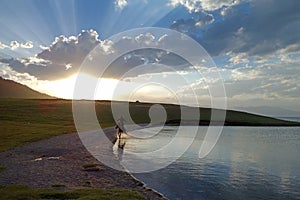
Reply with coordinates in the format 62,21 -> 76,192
123,126 -> 300,200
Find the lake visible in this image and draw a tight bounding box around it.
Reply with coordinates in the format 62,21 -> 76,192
122,126 -> 300,200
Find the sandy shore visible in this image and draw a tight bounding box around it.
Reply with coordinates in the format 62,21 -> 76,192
0,128 -> 167,200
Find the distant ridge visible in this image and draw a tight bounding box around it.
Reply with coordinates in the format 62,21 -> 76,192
0,77 -> 55,99
236,106 -> 300,118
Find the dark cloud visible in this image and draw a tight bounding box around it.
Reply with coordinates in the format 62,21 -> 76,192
0,30 -> 192,81
0,30 -> 102,80
170,0 -> 300,57
0,57 -> 74,80
169,14 -> 213,37
104,49 -> 189,79
38,29 -> 100,65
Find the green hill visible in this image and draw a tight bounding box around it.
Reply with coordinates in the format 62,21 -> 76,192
123,101 -> 300,126
0,98 -> 299,152
0,77 -> 55,99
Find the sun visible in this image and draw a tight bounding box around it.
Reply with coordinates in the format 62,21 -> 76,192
38,73 -> 119,100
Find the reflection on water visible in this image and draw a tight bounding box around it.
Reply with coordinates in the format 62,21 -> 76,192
113,137 -> 126,161
125,126 -> 300,200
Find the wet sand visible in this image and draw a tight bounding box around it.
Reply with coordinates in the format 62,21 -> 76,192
0,128 -> 166,200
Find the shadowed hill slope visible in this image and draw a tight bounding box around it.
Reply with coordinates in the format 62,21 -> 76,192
0,77 -> 55,99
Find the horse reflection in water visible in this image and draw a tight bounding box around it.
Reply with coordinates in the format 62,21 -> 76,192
113,118 -> 127,161
112,136 -> 126,161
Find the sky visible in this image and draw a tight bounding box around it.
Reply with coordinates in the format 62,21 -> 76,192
0,0 -> 300,117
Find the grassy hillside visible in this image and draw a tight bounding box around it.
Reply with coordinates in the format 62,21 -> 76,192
0,98 -> 299,152
0,185 -> 145,200
0,77 -> 55,99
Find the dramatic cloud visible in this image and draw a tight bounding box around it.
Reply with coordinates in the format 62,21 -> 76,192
0,30 -> 195,81
170,11 -> 214,34
37,29 -> 100,65
3,27 -> 299,109
168,0 -> 300,58
0,30 -> 101,80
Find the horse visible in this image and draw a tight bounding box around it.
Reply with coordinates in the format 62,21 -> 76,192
115,124 -> 124,139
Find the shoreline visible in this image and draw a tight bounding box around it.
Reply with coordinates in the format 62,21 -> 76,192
0,128 -> 167,200
104,125 -> 168,200
104,126 -> 168,200
124,168 -> 167,200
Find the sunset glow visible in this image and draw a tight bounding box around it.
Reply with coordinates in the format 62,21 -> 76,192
37,73 -> 119,100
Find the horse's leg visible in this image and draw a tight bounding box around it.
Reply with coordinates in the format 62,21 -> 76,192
118,130 -> 121,139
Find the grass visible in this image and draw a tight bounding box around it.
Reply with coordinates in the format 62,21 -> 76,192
82,163 -> 102,172
0,98 -> 299,152
82,181 -> 92,187
82,163 -> 107,172
0,166 -> 6,172
82,163 -> 99,168
51,184 -> 66,188
0,99 -> 75,152
0,185 -> 145,200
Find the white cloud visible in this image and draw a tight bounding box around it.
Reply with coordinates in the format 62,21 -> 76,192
100,40 -> 115,54
168,0 -> 201,12
0,64 -> 41,89
39,45 -> 49,50
231,66 -> 260,80
20,41 -> 33,49
0,42 -> 9,49
220,6 -> 230,16
279,43 -> 300,54
277,44 -> 300,63
176,57 -> 300,111
18,56 -> 51,66
229,53 -> 249,65
114,0 -> 128,10
228,62 -> 300,100
37,29 -> 101,67
65,63 -> 72,70
252,43 -> 300,65
200,0 -> 241,11
10,40 -> 20,50
0,40 -> 34,50
168,0 -> 242,12
135,32 -> 155,45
